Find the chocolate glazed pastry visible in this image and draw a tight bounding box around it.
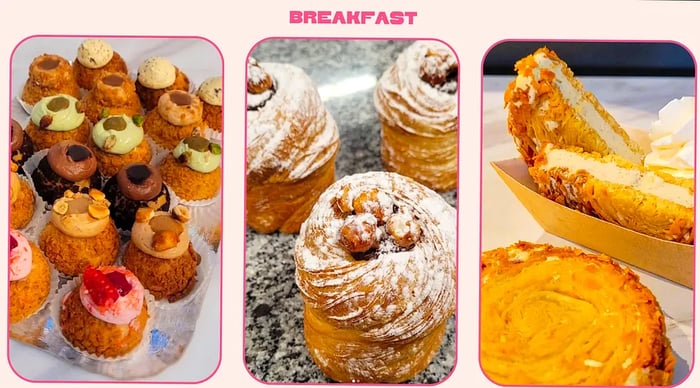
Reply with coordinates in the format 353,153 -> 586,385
11,119 -> 34,173
102,163 -> 171,231
31,140 -> 102,204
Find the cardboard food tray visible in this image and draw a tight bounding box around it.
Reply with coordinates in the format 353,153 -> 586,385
491,158 -> 695,289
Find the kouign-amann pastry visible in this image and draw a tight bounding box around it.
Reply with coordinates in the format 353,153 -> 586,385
123,206 -> 201,302
158,135 -> 221,201
79,71 -> 143,124
294,171 -> 456,383
9,229 -> 52,324
247,57 -> 340,234
530,143 -> 694,243
102,163 -> 170,231
197,76 -> 222,132
374,40 -> 458,192
25,94 -> 90,151
72,39 -> 129,90
143,90 -> 205,150
11,118 -> 34,170
89,113 -> 151,177
480,241 -> 675,386
505,47 -> 645,166
39,188 -> 120,277
135,56 -> 190,111
21,54 -> 80,106
31,140 -> 102,204
60,265 -> 149,358
10,162 -> 35,230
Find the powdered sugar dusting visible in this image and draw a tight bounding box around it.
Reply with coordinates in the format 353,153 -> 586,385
294,171 -> 456,344
374,41 -> 458,136
247,62 -> 340,181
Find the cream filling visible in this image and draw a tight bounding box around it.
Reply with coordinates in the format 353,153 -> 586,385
542,147 -> 693,208
529,53 -> 641,163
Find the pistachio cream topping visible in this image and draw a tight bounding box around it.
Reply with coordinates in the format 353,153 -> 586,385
137,57 -> 176,89
30,94 -> 85,131
130,206 -> 191,259
77,39 -> 114,69
197,76 -> 223,106
172,135 -> 222,173
92,114 -> 145,155
51,188 -> 111,238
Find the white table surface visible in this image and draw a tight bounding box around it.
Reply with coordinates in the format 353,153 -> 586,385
8,36 -> 222,382
481,75 -> 695,384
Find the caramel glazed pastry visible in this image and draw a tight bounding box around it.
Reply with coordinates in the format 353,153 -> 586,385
72,38 -> 129,90
246,57 -> 340,234
480,241 -> 675,386
21,54 -> 81,106
79,71 -> 143,125
374,40 -> 458,192
531,144 -> 694,244
294,171 -> 456,383
505,47 -> 645,166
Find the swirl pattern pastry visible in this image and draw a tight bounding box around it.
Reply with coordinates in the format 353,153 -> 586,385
246,58 -> 340,234
480,241 -> 675,386
374,40 -> 458,192
294,171 -> 456,383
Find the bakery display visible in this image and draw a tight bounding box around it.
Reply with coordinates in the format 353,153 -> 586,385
79,71 -> 143,124
373,40 -> 458,192
11,118 -> 34,170
504,47 -> 646,166
21,54 -> 80,106
88,113 -> 151,177
9,229 -> 52,324
246,57 -> 340,234
39,188 -> 121,277
530,143 -> 694,243
30,140 -> 102,204
480,241 -> 675,386
135,56 -> 191,111
72,39 -> 129,90
10,161 -> 35,230
158,135 -> 221,201
25,94 -> 90,151
294,171 -> 456,383
197,76 -> 222,132
102,163 -> 170,231
59,265 -> 149,358
143,90 -> 205,150
122,206 -> 201,302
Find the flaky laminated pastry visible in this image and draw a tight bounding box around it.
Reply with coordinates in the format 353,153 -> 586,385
481,241 -> 675,386
294,171 -> 456,383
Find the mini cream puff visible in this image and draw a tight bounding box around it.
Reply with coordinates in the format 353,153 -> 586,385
196,76 -> 222,132
9,229 -> 51,324
72,39 -> 129,90
21,54 -> 81,106
10,162 -> 35,230
88,114 -> 151,177
25,94 -> 90,151
79,71 -> 143,124
143,90 -> 205,150
158,135 -> 221,201
135,56 -> 190,111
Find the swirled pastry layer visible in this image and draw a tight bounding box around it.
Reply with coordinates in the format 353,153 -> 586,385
294,171 -> 456,382
246,62 -> 339,182
481,241 -> 675,386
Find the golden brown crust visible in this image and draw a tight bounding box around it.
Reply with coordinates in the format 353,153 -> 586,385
39,220 -> 120,276
158,154 -> 220,201
10,178 -> 35,230
247,154 -> 336,234
88,135 -> 152,177
143,108 -> 203,150
122,241 -> 200,302
21,54 -> 81,105
202,102 -> 222,132
79,71 -> 143,124
9,241 -> 51,324
25,118 -> 91,152
60,287 -> 148,358
135,67 -> 190,112
480,241 -> 675,386
72,51 -> 129,90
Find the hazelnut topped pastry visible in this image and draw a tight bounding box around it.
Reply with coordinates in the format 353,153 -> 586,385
72,39 -> 129,90
374,40 -> 459,192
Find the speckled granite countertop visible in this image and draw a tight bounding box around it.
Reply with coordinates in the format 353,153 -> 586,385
244,39 -> 457,383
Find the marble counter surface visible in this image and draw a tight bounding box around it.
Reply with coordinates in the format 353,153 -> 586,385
482,74 -> 694,384
245,39 -> 457,383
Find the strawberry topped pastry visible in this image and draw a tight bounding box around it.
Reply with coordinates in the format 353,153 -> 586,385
60,265 -> 149,358
9,229 -> 52,324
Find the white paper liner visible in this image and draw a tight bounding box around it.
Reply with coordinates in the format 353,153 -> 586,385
168,187 -> 221,249
145,135 -> 171,166
17,95 -> 34,115
202,126 -> 222,144
23,148 -> 50,201
9,253 -> 61,343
